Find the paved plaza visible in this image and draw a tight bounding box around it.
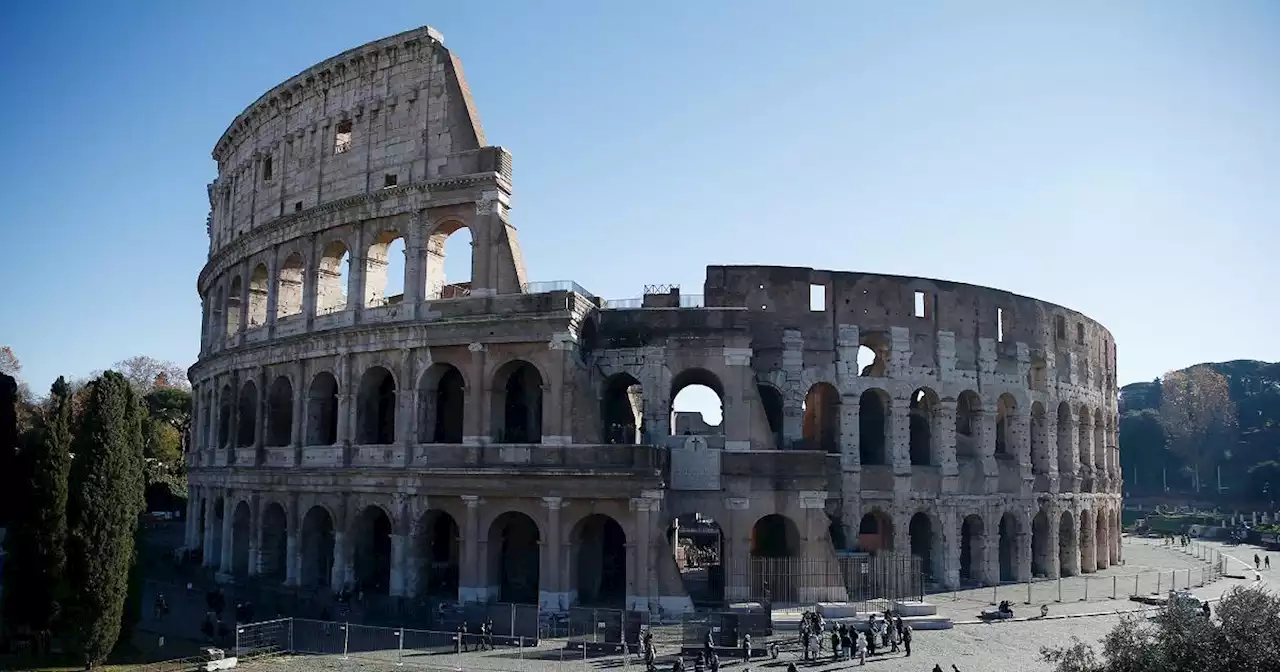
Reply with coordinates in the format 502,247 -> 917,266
150,535 -> 1263,672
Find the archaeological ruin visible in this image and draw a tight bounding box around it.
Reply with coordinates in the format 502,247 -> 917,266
185,26 -> 1122,615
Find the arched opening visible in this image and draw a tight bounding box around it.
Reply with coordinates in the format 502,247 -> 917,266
757,385 -> 784,449
424,221 -> 473,299
305,373 -> 339,446
211,288 -> 225,343
909,388 -> 938,466
357,366 -> 397,445
218,384 -> 233,448
750,514 -> 801,604
491,360 -> 543,443
998,513 -> 1020,582
909,512 -> 940,582
231,501 -> 251,577
1030,402 -> 1048,476
1077,405 -> 1093,473
601,373 -> 643,444
1058,510 -> 1078,577
858,389 -> 888,465
959,514 -> 985,584
276,253 -> 305,319
487,512 -> 540,604
301,506 -> 335,588
317,240 -> 351,314
226,276 -> 242,336
1056,402 -> 1075,477
236,381 -> 258,448
573,514 -> 627,607
995,394 -> 1017,458
265,376 -> 294,447
802,383 -> 841,453
260,503 -> 288,582
669,513 -> 725,606
955,391 -> 982,458
1093,409 -> 1107,478
247,263 -> 269,328
364,230 -> 406,308
353,506 -> 393,594
857,510 -> 894,553
418,364 -> 465,444
670,368 -> 724,435
416,510 -> 460,598
1032,510 -> 1051,578
857,333 -> 889,377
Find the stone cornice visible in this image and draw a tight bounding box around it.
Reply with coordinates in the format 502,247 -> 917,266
197,173 -> 509,292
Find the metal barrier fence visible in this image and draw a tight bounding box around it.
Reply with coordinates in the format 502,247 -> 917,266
722,553 -> 924,608
564,607 -> 650,644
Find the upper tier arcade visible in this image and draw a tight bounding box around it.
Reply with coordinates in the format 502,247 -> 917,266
205,26 -> 491,258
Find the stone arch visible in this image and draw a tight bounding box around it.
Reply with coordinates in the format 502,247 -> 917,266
231,500 -> 252,577
418,363 -> 465,444
236,380 -> 258,448
959,513 -> 986,584
909,510 -> 944,582
424,218 -> 474,299
859,388 -> 890,465
955,390 -> 982,458
364,228 -> 405,308
1056,402 -> 1075,476
265,375 -> 294,447
305,372 -> 339,446
601,372 -> 643,444
757,384 -> 785,449
802,382 -> 841,453
1058,509 -> 1078,577
316,239 -> 351,314
668,513 -> 725,606
247,263 -> 270,328
491,359 -> 543,443
998,511 -> 1022,582
487,511 -> 541,604
909,387 -> 940,466
750,513 -> 802,604
1030,401 -> 1049,477
416,509 -> 461,598
260,501 -> 288,582
226,275 -> 242,335
857,508 -> 894,553
353,504 -> 394,594
276,252 -> 305,319
858,331 -> 891,377
1032,508 -> 1052,577
995,393 -> 1017,458
300,505 -> 335,588
356,366 -> 397,445
572,514 -> 628,607
217,383 -> 233,448
670,368 -> 725,434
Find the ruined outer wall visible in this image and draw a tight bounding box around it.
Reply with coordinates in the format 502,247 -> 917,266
207,26 -> 486,254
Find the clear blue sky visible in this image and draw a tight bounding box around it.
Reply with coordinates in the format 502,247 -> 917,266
1,1 -> 1277,420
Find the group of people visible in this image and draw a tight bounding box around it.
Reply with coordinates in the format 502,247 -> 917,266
794,608 -> 913,664
455,618 -> 496,652
1254,553 -> 1271,570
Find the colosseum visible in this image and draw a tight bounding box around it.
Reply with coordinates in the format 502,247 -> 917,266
184,26 -> 1122,617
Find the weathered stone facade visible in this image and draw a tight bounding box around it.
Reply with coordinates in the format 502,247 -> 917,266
185,26 -> 1122,615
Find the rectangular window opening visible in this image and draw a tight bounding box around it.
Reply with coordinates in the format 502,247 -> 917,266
1055,315 -> 1066,340
997,307 -> 1005,342
809,284 -> 826,312
1077,322 -> 1085,344
334,120 -> 353,154
914,291 -> 927,318
294,201 -> 303,213
262,156 -> 273,182
383,173 -> 398,188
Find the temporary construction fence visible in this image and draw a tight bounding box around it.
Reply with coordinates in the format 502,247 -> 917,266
721,552 -> 924,608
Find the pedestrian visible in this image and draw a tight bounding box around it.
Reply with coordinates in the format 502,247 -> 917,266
902,624 -> 912,657
694,652 -> 705,672
800,624 -> 812,661
830,626 -> 841,661
705,628 -> 715,657
1254,554 -> 1261,570
1267,556 -> 1272,570
933,665 -> 944,672
154,593 -> 167,620
486,618 -> 495,649
741,633 -> 751,664
709,650 -> 720,672
855,630 -> 867,666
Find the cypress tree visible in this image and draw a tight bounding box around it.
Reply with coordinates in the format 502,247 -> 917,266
65,371 -> 146,668
2,377 -> 73,636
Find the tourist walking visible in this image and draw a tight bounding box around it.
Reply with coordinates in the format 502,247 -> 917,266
902,624 -> 913,657
855,629 -> 867,665
1267,556 -> 1272,570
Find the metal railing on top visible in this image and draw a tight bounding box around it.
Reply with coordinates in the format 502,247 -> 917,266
520,280 -> 597,297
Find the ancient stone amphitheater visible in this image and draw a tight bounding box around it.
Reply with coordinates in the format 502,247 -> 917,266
185,26 -> 1121,615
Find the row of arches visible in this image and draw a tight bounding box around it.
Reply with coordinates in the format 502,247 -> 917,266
207,224 -> 474,341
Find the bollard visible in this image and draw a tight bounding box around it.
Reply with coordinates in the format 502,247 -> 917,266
1112,576 -> 1117,600
1057,576 -> 1063,603
1156,572 -> 1162,595
1134,574 -> 1139,597
342,623 -> 350,660
1026,578 -> 1032,605
993,583 -> 998,605
395,629 -> 403,666
1083,577 -> 1089,601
